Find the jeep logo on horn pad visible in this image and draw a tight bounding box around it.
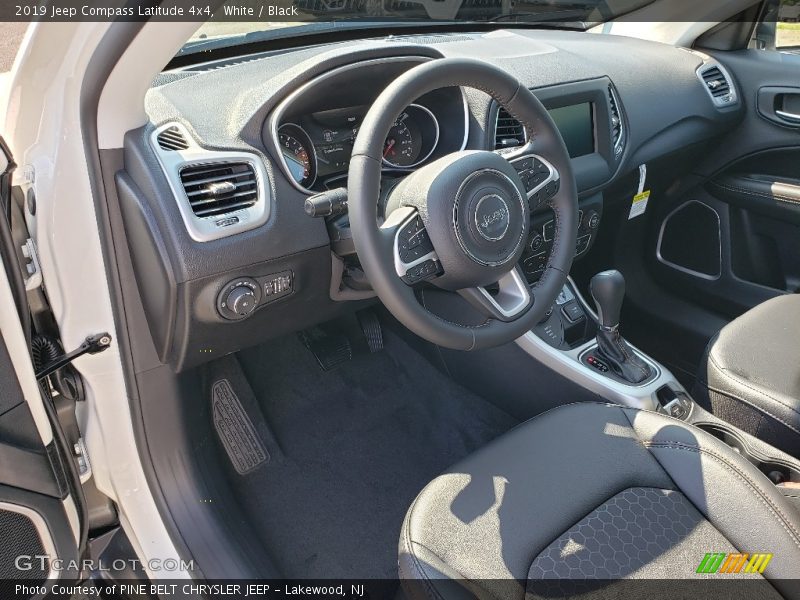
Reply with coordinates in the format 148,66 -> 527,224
474,194 -> 510,241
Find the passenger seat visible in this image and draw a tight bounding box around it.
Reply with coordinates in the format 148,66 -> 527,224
695,294 -> 800,458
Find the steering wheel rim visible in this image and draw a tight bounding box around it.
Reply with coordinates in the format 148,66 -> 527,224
348,58 -> 578,351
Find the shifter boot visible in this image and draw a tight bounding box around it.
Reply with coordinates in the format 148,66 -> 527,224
596,326 -> 653,384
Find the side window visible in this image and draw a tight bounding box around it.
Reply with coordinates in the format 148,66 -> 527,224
752,0 -> 800,52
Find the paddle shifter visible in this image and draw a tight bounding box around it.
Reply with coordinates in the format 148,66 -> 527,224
590,270 -> 653,384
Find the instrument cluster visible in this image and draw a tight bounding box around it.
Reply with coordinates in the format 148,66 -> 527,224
277,103 -> 441,191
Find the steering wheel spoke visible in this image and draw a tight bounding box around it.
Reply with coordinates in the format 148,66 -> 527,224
457,266 -> 532,322
384,207 -> 443,286
498,145 -> 561,210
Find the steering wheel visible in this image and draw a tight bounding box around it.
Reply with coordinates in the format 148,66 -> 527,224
348,58 -> 578,351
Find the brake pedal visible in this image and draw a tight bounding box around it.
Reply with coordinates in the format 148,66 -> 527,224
299,327 -> 353,371
357,310 -> 384,353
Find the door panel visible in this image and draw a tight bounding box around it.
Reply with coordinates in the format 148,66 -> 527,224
649,51 -> 800,319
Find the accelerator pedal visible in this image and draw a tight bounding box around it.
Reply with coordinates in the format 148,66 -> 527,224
299,327 -> 353,371
356,309 -> 384,353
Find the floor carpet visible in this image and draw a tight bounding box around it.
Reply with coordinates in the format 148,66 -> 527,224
216,329 -> 518,579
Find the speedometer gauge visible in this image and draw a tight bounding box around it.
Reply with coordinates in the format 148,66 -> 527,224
278,123 -> 317,188
383,104 -> 439,169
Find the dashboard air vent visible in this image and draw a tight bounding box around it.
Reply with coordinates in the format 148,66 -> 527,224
698,63 -> 737,108
701,66 -> 730,98
179,162 -> 258,218
608,84 -> 624,156
156,126 -> 190,151
494,107 -> 525,149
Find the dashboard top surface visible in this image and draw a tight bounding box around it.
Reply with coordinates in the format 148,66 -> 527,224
145,28 -> 727,163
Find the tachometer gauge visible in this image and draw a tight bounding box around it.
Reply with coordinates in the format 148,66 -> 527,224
383,104 -> 439,169
278,123 -> 317,188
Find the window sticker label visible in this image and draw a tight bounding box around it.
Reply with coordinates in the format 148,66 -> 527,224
629,163 -> 650,219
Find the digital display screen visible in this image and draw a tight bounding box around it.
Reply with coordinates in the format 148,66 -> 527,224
305,106 -> 366,179
548,103 -> 594,158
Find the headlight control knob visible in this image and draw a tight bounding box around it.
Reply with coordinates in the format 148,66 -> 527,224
228,286 -> 256,315
217,277 -> 261,320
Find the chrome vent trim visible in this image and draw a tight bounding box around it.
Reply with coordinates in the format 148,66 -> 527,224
179,162 -> 258,218
156,125 -> 190,151
697,62 -> 738,108
607,84 -> 625,157
494,107 -> 526,150
150,123 -> 271,242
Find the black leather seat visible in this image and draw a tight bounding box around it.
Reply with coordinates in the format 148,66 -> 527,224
696,294 -> 800,458
399,403 -> 800,599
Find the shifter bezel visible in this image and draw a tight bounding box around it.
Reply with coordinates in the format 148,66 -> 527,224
516,277 -> 688,412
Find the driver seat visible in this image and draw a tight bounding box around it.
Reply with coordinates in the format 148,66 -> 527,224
399,403 -> 800,599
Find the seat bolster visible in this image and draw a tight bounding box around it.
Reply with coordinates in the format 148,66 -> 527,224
704,295 -> 800,445
626,408 -> 800,587
706,352 -> 800,439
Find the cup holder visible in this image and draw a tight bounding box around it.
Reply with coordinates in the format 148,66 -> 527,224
697,423 -> 800,486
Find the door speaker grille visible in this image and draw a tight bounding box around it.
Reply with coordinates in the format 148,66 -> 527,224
0,509 -> 48,582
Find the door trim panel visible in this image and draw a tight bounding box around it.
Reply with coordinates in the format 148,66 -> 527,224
656,200 -> 722,281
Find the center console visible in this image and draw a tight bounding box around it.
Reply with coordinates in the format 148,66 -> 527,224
516,273 -> 800,499
516,276 -> 691,412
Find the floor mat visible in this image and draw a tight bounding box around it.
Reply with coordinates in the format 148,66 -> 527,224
226,330 -> 518,579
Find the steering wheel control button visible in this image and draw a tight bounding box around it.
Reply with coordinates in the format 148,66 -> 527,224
217,277 -> 262,320
402,258 -> 442,284
508,154 -> 558,205
398,216 -> 435,263
523,251 -> 548,277
529,233 -> 544,252
543,219 -> 555,241
512,157 -> 534,172
394,214 -> 441,284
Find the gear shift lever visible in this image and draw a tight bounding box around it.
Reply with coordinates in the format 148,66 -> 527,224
589,270 -> 653,384
589,270 -> 625,329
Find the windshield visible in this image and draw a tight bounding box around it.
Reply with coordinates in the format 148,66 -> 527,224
182,0 -> 655,56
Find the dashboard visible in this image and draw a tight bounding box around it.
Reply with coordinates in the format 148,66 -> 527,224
119,29 -> 743,371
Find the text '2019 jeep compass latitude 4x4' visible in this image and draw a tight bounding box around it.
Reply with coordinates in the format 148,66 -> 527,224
1,0 -> 800,598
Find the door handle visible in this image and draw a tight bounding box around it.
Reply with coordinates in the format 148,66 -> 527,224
775,109 -> 800,124
758,86 -> 800,128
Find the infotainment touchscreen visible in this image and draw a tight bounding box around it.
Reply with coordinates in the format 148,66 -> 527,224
547,103 -> 595,158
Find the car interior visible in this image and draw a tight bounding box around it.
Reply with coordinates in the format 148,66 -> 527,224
15,1 -> 799,595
